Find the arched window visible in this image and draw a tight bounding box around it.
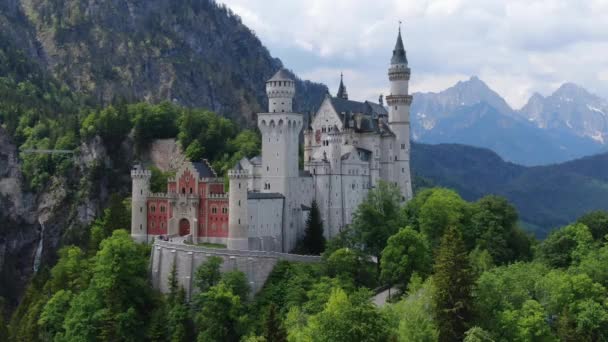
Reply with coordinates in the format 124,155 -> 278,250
182,188 -> 186,194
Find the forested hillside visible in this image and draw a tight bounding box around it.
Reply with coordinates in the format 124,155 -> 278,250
0,0 -> 327,123
6,182 -> 608,341
0,0 -> 323,313
412,142 -> 608,237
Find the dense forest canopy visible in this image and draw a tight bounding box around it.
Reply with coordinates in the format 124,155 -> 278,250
5,182 -> 608,341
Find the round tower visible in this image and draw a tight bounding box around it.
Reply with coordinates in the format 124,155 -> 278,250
227,169 -> 249,250
266,69 -> 295,113
131,165 -> 151,243
387,26 -> 413,202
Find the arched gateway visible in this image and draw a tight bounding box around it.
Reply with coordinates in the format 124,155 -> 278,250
179,219 -> 190,236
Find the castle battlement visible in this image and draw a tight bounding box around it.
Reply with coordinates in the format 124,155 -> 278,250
148,192 -> 172,199
228,169 -> 249,178
131,169 -> 151,178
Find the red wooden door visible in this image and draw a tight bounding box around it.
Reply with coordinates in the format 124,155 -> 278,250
179,219 -> 190,236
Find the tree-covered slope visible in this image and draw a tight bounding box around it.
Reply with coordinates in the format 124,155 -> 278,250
412,142 -> 608,237
3,0 -> 327,123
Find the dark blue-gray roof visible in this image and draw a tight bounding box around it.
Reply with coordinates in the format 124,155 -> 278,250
248,192 -> 285,200
192,160 -> 217,178
327,97 -> 391,134
391,29 -> 408,65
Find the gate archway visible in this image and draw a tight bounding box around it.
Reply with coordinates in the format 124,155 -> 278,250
179,219 -> 190,236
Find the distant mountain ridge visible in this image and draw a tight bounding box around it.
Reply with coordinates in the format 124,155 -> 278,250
411,77 -> 607,166
411,142 -> 608,238
518,83 -> 608,143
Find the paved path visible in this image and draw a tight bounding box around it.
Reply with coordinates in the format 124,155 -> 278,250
373,287 -> 397,306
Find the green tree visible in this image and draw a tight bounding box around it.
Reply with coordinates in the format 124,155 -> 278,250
220,270 -> 250,302
434,226 -> 474,341
168,288 -> 193,342
380,226 -> 431,290
418,188 -> 469,248
463,327 -> 494,342
499,300 -> 555,342
384,278 -> 438,342
301,200 -> 326,255
469,196 -> 530,264
264,303 -> 287,342
195,283 -> 244,342
306,288 -> 390,342
350,181 -> 405,273
38,290 -> 73,340
62,230 -> 151,341
577,210 -> 608,241
537,223 -> 593,268
194,256 -> 223,293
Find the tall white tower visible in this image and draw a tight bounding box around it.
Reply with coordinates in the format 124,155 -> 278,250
227,168 -> 249,250
258,69 -> 302,194
387,27 -> 413,201
258,69 -> 303,251
131,165 -> 151,243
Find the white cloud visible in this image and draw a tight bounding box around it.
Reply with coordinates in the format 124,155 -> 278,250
219,0 -> 608,107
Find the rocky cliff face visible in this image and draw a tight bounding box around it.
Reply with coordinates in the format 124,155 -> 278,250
5,0 -> 326,124
0,127 -> 128,308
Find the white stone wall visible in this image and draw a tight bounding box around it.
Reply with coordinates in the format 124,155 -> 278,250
150,240 -> 321,299
247,197 -> 283,252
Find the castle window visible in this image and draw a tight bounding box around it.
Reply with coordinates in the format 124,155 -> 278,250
238,219 -> 241,225
140,190 -> 143,195
395,156 -> 397,161
238,183 -> 241,189
190,188 -> 193,194
140,224 -> 142,230
402,168 -> 405,173
238,200 -> 241,206
401,144 -> 405,150
182,188 -> 186,194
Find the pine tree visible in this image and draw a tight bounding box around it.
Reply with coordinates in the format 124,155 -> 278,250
303,200 -> 326,255
264,303 -> 287,342
434,226 -> 474,342
168,262 -> 179,305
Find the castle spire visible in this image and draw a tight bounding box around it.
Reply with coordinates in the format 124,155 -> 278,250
391,23 -> 408,65
336,72 -> 348,100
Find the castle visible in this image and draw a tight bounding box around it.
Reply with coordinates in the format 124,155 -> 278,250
131,29 -> 413,253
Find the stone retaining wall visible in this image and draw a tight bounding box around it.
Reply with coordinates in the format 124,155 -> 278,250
150,240 -> 321,298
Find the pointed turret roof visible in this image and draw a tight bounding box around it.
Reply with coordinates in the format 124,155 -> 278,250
269,68 -> 293,82
391,27 -> 408,65
336,73 -> 348,100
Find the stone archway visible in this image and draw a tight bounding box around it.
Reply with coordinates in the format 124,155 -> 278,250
179,218 -> 190,236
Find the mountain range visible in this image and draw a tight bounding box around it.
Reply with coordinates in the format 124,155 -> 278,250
411,76 -> 608,166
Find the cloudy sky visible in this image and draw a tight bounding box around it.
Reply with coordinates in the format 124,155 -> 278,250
219,0 -> 608,109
